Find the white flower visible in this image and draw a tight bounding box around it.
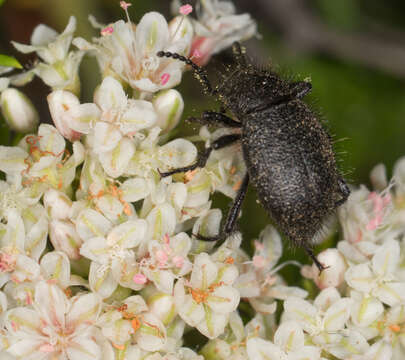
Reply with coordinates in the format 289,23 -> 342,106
60,76 -> 157,177
246,321 -> 321,360
4,281 -> 103,360
183,0 -> 257,65
74,12 -> 193,93
345,239 -> 405,306
98,295 -> 166,352
79,215 -> 148,298
174,252 -> 240,339
12,16 -> 83,94
283,287 -> 366,359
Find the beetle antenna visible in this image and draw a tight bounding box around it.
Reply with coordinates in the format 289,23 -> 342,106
157,51 -> 216,95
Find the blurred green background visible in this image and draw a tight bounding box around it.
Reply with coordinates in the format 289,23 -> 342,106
1,0 -> 405,274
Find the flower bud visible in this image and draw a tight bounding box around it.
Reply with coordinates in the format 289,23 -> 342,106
43,189 -> 72,220
305,249 -> 348,289
153,89 -> 184,133
49,220 -> 83,260
47,90 -> 82,141
1,88 -> 39,133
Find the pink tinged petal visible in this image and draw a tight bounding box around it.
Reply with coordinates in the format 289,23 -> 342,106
206,285 -> 240,314
135,12 -> 169,56
34,281 -> 68,329
76,209 -> 112,241
89,261 -> 118,298
5,308 -> 41,335
107,219 -> 147,249
313,287 -> 341,312
0,145 -> 28,173
283,297 -> 318,334
190,253 -> 218,290
99,137 -> 135,178
101,26 -> 114,36
120,99 -> 157,133
49,220 -> 83,260
246,338 -> 288,360
372,239 -> 400,277
133,273 -> 147,284
67,103 -> 101,134
93,122 -> 122,153
173,255 -> 184,268
66,336 -> 102,360
94,76 -> 127,112
47,90 -> 82,141
39,344 -> 54,353
323,298 -> 352,332
274,321 -> 305,352
374,281 -> 405,306
66,293 -> 101,328
345,263 -> 375,293
191,49 -> 201,58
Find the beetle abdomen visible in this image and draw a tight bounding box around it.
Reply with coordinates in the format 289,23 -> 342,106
242,99 -> 341,245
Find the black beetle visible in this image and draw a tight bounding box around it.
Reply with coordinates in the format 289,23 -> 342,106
157,43 -> 350,271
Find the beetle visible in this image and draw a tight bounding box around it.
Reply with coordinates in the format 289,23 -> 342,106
157,43 -> 350,271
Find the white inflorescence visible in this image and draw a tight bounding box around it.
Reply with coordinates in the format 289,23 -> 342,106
0,1 -> 404,360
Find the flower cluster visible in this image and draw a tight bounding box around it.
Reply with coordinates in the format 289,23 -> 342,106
0,1 -> 404,360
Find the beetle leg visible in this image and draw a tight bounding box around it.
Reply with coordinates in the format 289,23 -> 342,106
289,81 -> 312,99
303,245 -> 328,273
194,173 -> 249,246
187,111 -> 241,128
159,134 -> 241,177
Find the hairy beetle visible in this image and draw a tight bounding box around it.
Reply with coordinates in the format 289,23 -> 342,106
157,43 -> 350,271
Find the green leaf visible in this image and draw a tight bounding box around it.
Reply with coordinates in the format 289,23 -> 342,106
0,54 -> 22,69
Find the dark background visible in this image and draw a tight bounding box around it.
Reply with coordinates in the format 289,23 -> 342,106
1,0 -> 405,273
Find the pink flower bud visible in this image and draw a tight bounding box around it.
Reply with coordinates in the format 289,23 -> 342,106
49,220 -> 83,260
133,273 -> 147,285
179,4 -> 193,15
101,26 -> 114,36
47,90 -> 82,141
308,249 -> 348,289
43,189 -> 72,220
120,1 -> 131,10
190,36 -> 217,66
1,88 -> 39,133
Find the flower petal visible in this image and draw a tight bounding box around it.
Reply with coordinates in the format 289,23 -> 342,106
94,76 -> 127,112
206,285 -> 240,314
246,338 -> 288,360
